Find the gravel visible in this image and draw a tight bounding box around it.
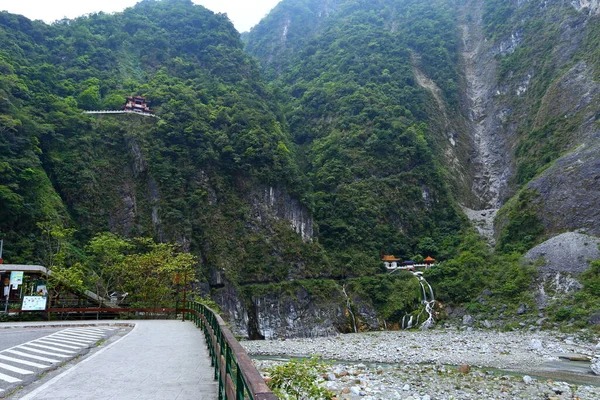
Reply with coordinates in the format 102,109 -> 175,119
243,328 -> 600,399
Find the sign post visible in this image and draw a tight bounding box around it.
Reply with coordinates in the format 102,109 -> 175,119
3,276 -> 8,313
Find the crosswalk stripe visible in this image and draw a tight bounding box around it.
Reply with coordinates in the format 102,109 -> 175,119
17,346 -> 70,358
33,339 -> 82,349
0,355 -> 48,369
65,328 -> 105,334
24,343 -> 75,354
5,350 -> 61,362
66,328 -> 106,334
0,326 -> 117,390
0,362 -> 34,375
47,335 -> 92,344
61,332 -> 103,340
0,371 -> 21,383
52,332 -> 96,340
83,328 -> 112,333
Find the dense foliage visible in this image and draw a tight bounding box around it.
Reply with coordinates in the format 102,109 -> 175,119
0,0 -> 318,288
2,0 -> 600,330
247,0 -> 465,274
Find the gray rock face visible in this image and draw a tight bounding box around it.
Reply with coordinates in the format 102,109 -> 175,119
523,61 -> 600,237
460,0 -> 512,209
250,186 -> 314,241
524,232 -> 600,274
214,283 -> 379,339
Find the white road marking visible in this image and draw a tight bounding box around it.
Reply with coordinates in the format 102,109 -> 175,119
33,339 -> 82,349
0,371 -> 21,383
0,326 -> 117,392
61,332 -> 103,340
25,343 -> 75,354
4,350 -> 61,363
47,335 -> 92,344
0,355 -> 48,369
0,362 -> 34,375
17,346 -> 71,358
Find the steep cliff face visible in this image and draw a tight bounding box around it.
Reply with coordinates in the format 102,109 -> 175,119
213,281 -> 380,339
244,0 -> 344,78
250,186 -> 313,241
484,0 -> 600,250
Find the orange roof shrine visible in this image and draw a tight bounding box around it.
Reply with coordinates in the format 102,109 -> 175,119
424,256 -> 436,263
381,255 -> 400,262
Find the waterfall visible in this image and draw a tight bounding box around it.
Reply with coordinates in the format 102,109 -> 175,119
342,285 -> 358,333
411,272 -> 436,329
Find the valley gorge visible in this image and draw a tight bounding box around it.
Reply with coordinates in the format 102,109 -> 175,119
1,0 -> 600,347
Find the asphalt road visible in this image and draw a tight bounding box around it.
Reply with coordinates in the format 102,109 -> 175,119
0,328 -> 62,352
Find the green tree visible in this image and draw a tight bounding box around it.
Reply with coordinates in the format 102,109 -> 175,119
265,357 -> 334,400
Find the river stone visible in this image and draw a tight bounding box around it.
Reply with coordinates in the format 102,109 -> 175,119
463,314 -> 474,326
529,339 -> 543,351
589,312 -> 600,325
517,304 -> 528,315
591,357 -> 600,375
523,375 -> 533,384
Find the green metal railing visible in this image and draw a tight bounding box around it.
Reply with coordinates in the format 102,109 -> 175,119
186,301 -> 278,400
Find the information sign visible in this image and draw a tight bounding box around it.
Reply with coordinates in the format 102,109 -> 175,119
22,296 -> 48,311
10,271 -> 23,288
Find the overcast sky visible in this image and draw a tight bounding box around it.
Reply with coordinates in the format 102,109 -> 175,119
0,0 -> 281,32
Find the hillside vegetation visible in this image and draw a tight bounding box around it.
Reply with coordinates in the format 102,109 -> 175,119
1,0 -> 600,334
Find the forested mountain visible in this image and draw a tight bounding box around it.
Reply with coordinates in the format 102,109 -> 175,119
0,0 -> 321,286
244,0 -> 600,334
2,0 -> 600,336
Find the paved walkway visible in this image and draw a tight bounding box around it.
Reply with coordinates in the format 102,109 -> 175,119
6,320 -> 218,400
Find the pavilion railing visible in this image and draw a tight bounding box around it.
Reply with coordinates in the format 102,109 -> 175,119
185,301 -> 278,400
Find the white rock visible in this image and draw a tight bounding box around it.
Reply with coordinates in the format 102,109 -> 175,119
523,375 -> 533,384
422,395 -> 431,400
591,357 -> 600,375
529,339 -> 543,351
403,384 -> 411,391
351,386 -> 361,395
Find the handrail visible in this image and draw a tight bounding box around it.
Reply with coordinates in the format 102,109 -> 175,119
185,301 -> 278,400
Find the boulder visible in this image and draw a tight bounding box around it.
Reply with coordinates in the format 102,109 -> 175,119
524,232 -> 600,274
589,312 -> 600,325
462,314 -> 474,326
591,357 -> 600,375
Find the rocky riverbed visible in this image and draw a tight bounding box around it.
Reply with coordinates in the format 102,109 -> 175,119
242,328 -> 600,399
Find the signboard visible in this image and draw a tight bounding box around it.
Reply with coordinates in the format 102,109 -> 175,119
10,271 -> 23,288
22,296 -> 48,311
36,281 -> 48,296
